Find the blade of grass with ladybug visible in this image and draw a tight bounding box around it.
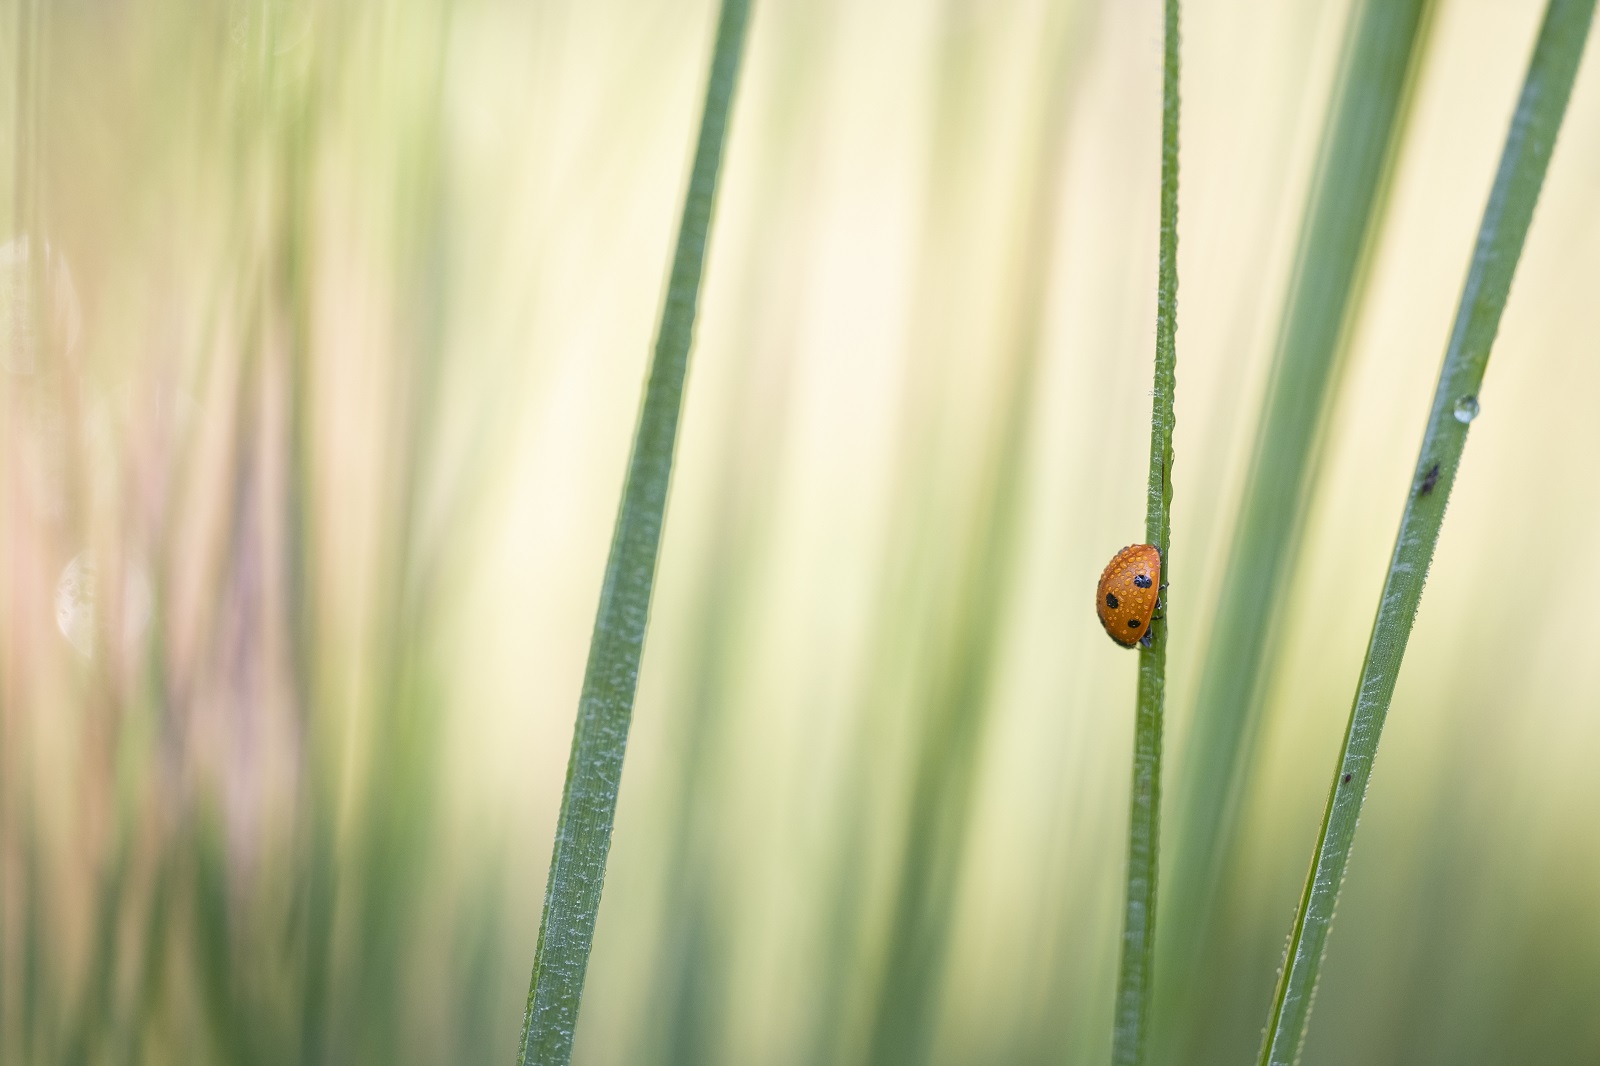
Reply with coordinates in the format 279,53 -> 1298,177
1105,0 -> 1179,1062
1257,2 -> 1596,1063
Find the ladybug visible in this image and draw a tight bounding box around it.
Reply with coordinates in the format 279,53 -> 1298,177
1096,544 -> 1162,648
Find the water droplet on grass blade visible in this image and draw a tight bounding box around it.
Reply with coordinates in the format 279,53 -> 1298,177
1452,395 -> 1479,423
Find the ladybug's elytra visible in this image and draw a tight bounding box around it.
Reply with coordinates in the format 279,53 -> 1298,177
1096,544 -> 1162,648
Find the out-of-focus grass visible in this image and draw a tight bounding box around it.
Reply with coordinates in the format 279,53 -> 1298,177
854,4 -> 1103,1065
1154,0 -> 1433,1053
4,2 -> 1600,1065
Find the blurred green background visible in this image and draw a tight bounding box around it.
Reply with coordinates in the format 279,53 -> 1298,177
3,0 -> 1599,1063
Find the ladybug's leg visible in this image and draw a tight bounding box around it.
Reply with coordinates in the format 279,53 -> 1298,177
1139,628 -> 1154,649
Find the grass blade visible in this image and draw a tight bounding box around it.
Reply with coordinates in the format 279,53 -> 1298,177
1109,0 -> 1179,1062
1257,4 -> 1597,1062
513,3 -> 753,1064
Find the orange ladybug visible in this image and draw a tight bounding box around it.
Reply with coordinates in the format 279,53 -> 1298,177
1097,544 -> 1161,648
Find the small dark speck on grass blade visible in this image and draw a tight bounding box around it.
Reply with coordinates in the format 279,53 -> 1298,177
1110,1 -> 1179,1064
1257,3 -> 1596,1064
514,2 -> 753,1065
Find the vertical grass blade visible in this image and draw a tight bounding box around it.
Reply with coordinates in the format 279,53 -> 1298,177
1257,4 -> 1596,1062
514,3 -> 752,1064
1109,1 -> 1179,1063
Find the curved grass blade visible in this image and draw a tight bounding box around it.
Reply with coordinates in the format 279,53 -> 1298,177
1258,4 -> 1597,1063
514,3 -> 753,1063
1109,0 -> 1179,1062
1159,4 -> 1434,1035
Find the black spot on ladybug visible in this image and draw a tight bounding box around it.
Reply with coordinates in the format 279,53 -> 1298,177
1134,574 -> 1152,589
1106,593 -> 1120,609
1418,462 -> 1440,497
1128,619 -> 1142,629
1342,773 -> 1352,784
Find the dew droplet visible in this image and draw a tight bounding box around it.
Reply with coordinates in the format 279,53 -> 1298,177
1452,395 -> 1480,424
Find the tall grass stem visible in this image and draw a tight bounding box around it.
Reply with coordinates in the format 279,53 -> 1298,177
1109,1 -> 1179,1062
1257,3 -> 1596,1062
514,3 -> 752,1064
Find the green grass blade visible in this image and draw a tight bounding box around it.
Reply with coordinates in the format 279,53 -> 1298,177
1109,1 -> 1179,1062
1160,0 -> 1432,1028
1257,4 -> 1597,1062
513,3 -> 752,1064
